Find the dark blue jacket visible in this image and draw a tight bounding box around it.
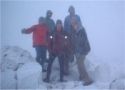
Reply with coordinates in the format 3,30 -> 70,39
64,15 -> 81,33
70,27 -> 91,55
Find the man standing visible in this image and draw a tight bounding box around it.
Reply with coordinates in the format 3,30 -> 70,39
64,5 -> 81,71
64,5 -> 81,33
21,17 -> 49,72
45,10 -> 55,33
70,17 -> 93,86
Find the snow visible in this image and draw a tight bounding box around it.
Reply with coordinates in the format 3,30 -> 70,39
1,69 -> 16,89
39,52 -> 125,90
17,62 -> 42,89
0,46 -> 42,89
0,45 -> 125,89
83,54 -> 112,83
1,46 -> 35,71
0,46 -> 125,90
1,1 -> 125,89
1,46 -> 125,89
110,78 -> 125,90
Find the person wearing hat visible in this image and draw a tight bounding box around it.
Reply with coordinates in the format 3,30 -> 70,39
44,20 -> 73,82
64,5 -> 81,33
21,17 -> 49,72
45,10 -> 55,33
64,5 -> 81,71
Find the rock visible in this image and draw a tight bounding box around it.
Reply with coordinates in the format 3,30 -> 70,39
1,46 -> 35,71
85,55 -> 111,83
0,46 -> 41,89
110,78 -> 125,90
1,70 -> 16,89
17,62 -> 42,89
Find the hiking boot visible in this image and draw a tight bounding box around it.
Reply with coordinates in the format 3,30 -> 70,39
64,72 -> 69,76
59,79 -> 67,82
43,78 -> 50,83
83,80 -> 93,86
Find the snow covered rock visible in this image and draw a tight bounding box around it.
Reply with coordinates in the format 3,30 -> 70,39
0,46 -> 42,89
1,70 -> 16,89
110,78 -> 125,90
47,53 -> 112,83
17,62 -> 42,89
1,46 -> 35,71
85,54 -> 112,83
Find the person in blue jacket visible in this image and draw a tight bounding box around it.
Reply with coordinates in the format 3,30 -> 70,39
64,5 -> 82,70
64,5 -> 81,33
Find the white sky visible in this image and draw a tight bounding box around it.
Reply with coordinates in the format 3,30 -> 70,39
1,0 -> 125,63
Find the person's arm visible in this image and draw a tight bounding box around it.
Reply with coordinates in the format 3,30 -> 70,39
80,28 -> 91,55
47,31 -> 55,53
64,17 -> 69,31
52,20 -> 56,32
77,15 -> 82,24
46,25 -> 50,46
21,25 -> 35,34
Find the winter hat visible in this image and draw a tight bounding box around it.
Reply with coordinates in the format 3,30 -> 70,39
68,5 -> 75,12
56,20 -> 63,31
47,10 -> 52,15
56,20 -> 62,25
39,17 -> 45,23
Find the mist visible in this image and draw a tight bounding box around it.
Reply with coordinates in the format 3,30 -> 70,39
1,0 -> 125,64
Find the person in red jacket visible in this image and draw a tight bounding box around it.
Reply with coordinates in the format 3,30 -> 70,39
21,17 -> 49,72
43,20 -> 73,82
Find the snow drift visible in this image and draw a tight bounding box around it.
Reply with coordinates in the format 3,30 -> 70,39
0,46 -> 125,90
0,46 -> 42,89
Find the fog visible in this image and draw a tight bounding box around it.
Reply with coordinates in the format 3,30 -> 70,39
1,0 -> 125,64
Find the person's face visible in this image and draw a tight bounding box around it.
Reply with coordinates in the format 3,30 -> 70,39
39,19 -> 45,24
47,12 -> 52,18
69,8 -> 75,15
56,23 -> 62,32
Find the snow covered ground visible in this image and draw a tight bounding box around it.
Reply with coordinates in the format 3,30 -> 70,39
0,46 -> 125,90
0,46 -> 42,89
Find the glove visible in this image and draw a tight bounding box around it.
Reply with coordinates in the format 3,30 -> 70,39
21,28 -> 26,34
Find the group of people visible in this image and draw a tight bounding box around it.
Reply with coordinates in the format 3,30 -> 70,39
21,6 -> 93,86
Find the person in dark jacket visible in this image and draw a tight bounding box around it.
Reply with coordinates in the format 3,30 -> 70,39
45,10 -> 56,33
43,20 -> 73,82
64,6 -> 81,63
64,5 -> 81,33
21,17 -> 49,72
70,17 -> 93,86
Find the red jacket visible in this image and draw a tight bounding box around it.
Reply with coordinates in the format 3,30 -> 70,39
24,24 -> 49,47
48,30 -> 73,55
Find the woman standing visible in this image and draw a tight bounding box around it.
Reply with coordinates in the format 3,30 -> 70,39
44,20 -> 73,82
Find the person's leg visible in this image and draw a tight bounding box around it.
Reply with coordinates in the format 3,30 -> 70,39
69,54 -> 74,62
63,54 -> 74,75
40,46 -> 47,71
63,55 -> 70,75
58,55 -> 64,82
44,54 -> 56,82
75,54 -> 93,85
35,46 -> 42,66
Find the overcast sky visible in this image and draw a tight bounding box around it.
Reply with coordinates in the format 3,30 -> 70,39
1,0 -> 125,63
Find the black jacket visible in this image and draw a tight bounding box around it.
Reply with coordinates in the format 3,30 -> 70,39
70,27 -> 91,55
